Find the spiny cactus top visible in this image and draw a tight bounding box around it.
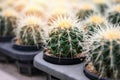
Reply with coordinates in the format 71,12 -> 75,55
76,3 -> 95,20
84,15 -> 106,34
22,4 -> 45,18
15,16 -> 44,46
86,25 -> 120,79
47,15 -> 84,58
108,5 -> 120,24
0,8 -> 18,36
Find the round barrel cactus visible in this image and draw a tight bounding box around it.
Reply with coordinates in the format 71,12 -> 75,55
85,15 -> 106,34
15,16 -> 44,46
47,15 -> 84,58
108,5 -> 120,24
93,0 -> 108,15
86,25 -> 120,79
76,3 -> 95,20
0,8 -> 18,37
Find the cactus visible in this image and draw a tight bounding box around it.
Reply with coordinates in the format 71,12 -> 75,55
85,15 -> 106,34
76,3 -> 95,20
93,0 -> 108,15
108,5 -> 120,24
86,25 -> 120,79
15,16 -> 44,46
0,8 -> 18,37
47,16 -> 84,58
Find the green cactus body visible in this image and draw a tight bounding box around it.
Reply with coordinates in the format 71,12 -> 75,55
108,11 -> 120,24
77,10 -> 94,20
87,26 -> 120,79
0,16 -> 16,36
97,4 -> 108,15
19,25 -> 43,46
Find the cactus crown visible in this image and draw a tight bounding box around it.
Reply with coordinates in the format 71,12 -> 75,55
0,8 -> 18,36
22,4 -> 44,17
47,15 -> 84,58
88,15 -> 105,24
86,25 -> 120,79
93,0 -> 106,4
15,16 -> 44,46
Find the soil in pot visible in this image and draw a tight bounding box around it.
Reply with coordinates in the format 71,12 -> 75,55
43,49 -> 86,65
84,63 -> 114,80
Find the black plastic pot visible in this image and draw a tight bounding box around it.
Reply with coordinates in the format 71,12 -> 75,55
43,52 -> 85,65
84,64 -> 113,80
0,36 -> 13,42
12,43 -> 42,52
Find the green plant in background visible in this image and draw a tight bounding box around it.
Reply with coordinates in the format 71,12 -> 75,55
47,16 -> 84,58
0,8 -> 18,37
84,15 -> 106,34
86,25 -> 120,79
15,16 -> 45,46
108,5 -> 120,24
93,0 -> 108,15
76,3 -> 95,20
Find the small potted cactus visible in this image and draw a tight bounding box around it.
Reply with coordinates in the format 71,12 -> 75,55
13,16 -> 45,51
84,15 -> 106,34
76,3 -> 95,20
43,15 -> 85,65
84,25 -> 120,80
93,0 -> 108,15
0,8 -> 18,42
107,5 -> 120,24
12,16 -> 45,75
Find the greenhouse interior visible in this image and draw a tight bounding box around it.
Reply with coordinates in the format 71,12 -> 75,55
0,0 -> 120,80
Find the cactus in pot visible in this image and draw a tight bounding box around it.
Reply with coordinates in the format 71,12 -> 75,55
15,16 -> 45,47
85,25 -> 120,80
108,5 -> 120,24
0,8 -> 18,37
45,15 -> 85,60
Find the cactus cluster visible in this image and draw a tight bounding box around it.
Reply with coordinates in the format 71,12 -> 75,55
15,16 -> 44,46
86,25 -> 120,79
46,16 -> 84,58
108,5 -> 120,24
0,8 -> 18,37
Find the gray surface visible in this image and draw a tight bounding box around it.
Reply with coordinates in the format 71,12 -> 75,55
34,52 -> 89,80
0,42 -> 40,61
0,63 -> 46,80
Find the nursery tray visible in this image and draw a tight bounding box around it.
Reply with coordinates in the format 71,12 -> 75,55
34,52 -> 89,80
0,42 -> 40,61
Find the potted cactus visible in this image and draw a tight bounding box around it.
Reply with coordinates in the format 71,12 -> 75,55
84,15 -> 106,34
13,16 -> 45,51
0,8 -> 18,42
76,3 -> 95,20
12,15 -> 45,75
43,15 -> 85,65
93,0 -> 108,15
108,5 -> 120,24
84,25 -> 120,80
